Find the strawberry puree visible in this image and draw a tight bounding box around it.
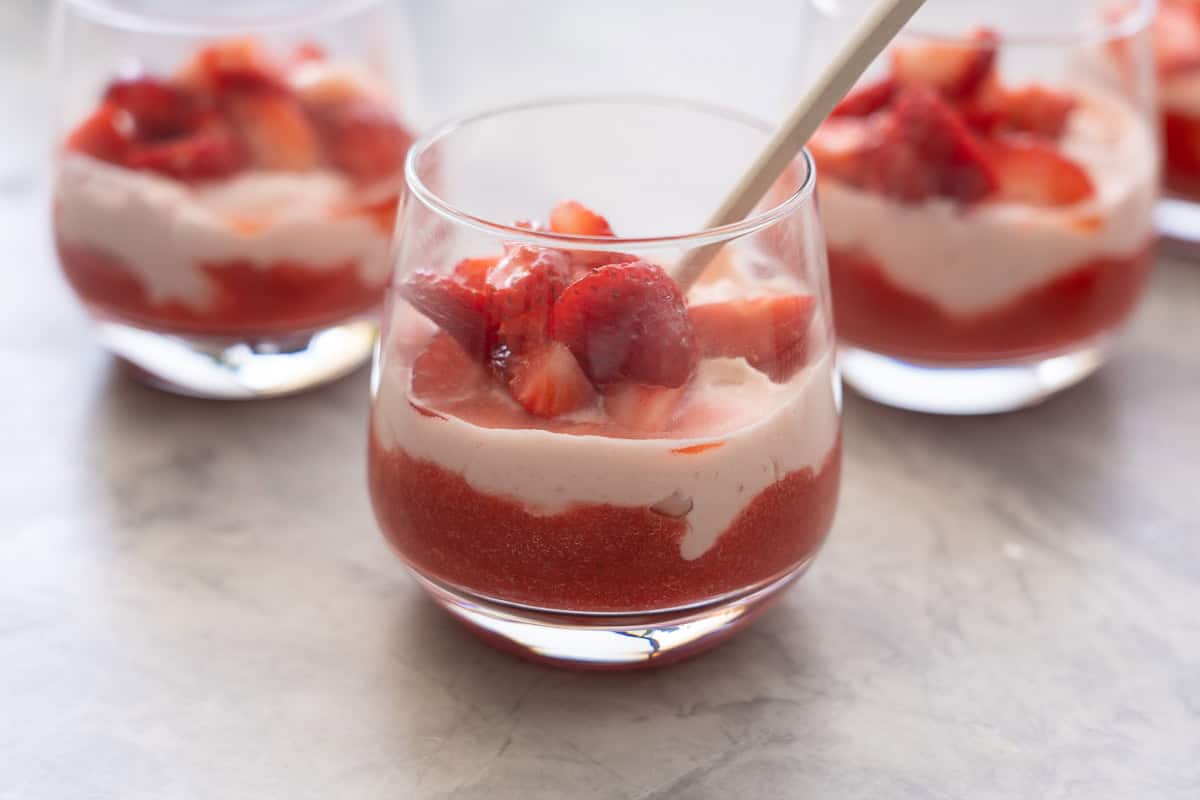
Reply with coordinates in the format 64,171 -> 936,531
367,432 -> 841,613
1164,111 -> 1200,197
58,239 -> 382,337
828,244 -> 1154,363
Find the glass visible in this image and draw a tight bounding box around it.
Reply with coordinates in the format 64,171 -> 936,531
1150,0 -> 1200,246
807,0 -> 1158,414
367,98 -> 843,669
50,0 -> 415,398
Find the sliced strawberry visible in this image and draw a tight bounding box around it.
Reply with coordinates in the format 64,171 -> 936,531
322,101 -> 412,182
507,341 -> 596,418
810,115 -> 884,187
831,78 -> 895,117
453,257 -> 499,291
104,76 -> 198,138
550,261 -> 697,388
178,38 -> 288,93
399,271 -> 493,358
65,104 -> 133,162
603,382 -> 686,434
224,91 -> 321,171
411,332 -> 491,404
868,88 -> 997,205
549,200 -> 614,236
122,122 -> 244,181
892,28 -> 998,99
689,295 -> 816,382
963,79 -> 1077,139
1154,0 -> 1200,78
487,245 -> 573,359
984,139 -> 1095,207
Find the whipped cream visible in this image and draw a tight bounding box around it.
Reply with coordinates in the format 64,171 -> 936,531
818,91 -> 1157,314
54,154 -> 392,309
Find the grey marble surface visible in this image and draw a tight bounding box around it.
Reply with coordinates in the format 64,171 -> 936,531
4,3 -> 1200,798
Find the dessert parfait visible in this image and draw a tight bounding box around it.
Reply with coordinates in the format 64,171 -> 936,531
1151,0 -> 1200,197
368,197 -> 842,667
809,24 -> 1157,411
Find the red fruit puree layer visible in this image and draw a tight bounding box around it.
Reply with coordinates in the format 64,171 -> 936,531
58,239 -> 383,337
368,432 -> 842,613
1164,111 -> 1200,198
828,244 -> 1153,363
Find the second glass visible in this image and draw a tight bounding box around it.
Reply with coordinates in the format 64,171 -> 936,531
368,98 -> 842,669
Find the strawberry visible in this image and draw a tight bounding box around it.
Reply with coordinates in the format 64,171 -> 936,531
868,87 -> 997,205
810,115 -> 883,187
963,79 -> 1077,139
399,271 -> 493,358
689,295 -> 816,382
410,332 -> 491,404
984,139 -> 1095,207
322,101 -> 412,182
453,257 -> 499,291
507,341 -> 596,418
487,245 -> 573,358
550,261 -> 697,388
831,78 -> 895,117
549,200 -> 614,236
1154,0 -> 1200,78
892,28 -> 998,99
123,122 -> 244,181
103,76 -> 197,139
178,38 -> 288,93
224,91 -> 322,171
603,382 -> 686,433
65,104 -> 133,163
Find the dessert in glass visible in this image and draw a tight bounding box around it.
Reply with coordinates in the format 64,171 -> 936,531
368,99 -> 842,669
51,0 -> 413,397
1148,0 -> 1200,242
808,0 -> 1158,414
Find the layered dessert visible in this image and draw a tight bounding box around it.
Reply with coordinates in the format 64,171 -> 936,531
810,29 -> 1156,363
368,202 -> 841,613
55,39 -> 412,337
1152,0 -> 1200,196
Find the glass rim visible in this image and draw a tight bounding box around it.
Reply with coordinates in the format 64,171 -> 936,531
403,95 -> 818,250
811,0 -> 1156,48
58,0 -> 385,35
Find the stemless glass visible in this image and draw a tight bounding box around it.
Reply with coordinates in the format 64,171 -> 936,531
367,98 -> 843,669
807,0 -> 1158,414
50,0 -> 415,398
1150,0 -> 1200,245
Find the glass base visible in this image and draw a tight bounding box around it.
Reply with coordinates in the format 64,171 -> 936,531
96,318 -> 378,399
1155,197 -> 1200,256
839,340 -> 1109,415
410,562 -> 812,670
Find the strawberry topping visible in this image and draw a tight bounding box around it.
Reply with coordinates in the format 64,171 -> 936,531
689,295 -> 817,382
984,139 -> 1096,207
892,28 -> 998,99
400,271 -> 493,359
507,341 -> 597,418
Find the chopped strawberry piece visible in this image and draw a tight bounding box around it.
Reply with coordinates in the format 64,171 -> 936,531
963,79 -> 1077,139
453,257 -> 499,291
65,104 -> 133,162
550,261 -> 697,388
831,78 -> 895,117
104,76 -> 197,138
224,91 -> 321,171
603,383 -> 686,433
892,28 -> 998,99
178,38 -> 287,93
123,123 -> 244,181
411,333 -> 491,404
399,271 -> 493,358
689,295 -> 817,382
984,139 -> 1096,207
549,200 -> 614,236
322,101 -> 412,182
810,115 -> 884,187
486,245 -> 573,358
507,341 -> 596,418
868,88 -> 997,205
1154,0 -> 1200,78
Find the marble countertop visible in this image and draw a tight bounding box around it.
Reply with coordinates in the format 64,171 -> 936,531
3,3 -> 1199,798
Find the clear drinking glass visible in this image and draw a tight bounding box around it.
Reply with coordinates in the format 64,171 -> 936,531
807,0 -> 1158,414
1150,0 -> 1200,246
367,98 -> 843,669
50,0 -> 415,398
